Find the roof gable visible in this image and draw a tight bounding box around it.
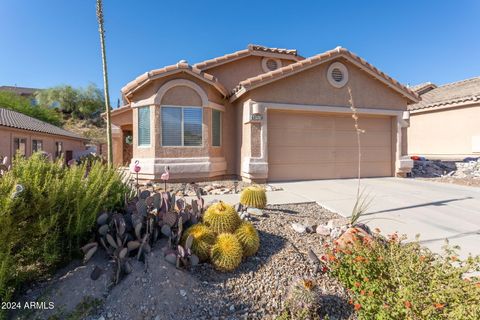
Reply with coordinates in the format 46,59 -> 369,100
193,44 -> 303,70
121,62 -> 228,101
229,47 -> 419,103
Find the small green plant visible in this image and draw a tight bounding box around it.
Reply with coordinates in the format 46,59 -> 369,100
234,221 -> 260,257
240,185 -> 267,209
181,223 -> 216,261
203,201 -> 241,234
210,233 -> 243,272
325,232 -> 480,319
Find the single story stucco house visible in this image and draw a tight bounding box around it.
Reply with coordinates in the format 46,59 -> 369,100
0,107 -> 88,165
408,77 -> 480,160
110,44 -> 419,182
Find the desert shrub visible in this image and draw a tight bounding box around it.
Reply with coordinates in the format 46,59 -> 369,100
0,154 -> 130,314
325,233 -> 480,319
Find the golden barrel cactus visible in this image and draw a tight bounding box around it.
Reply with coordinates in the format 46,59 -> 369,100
203,201 -> 241,234
240,185 -> 267,209
210,233 -> 243,272
181,223 -> 216,261
235,221 -> 260,257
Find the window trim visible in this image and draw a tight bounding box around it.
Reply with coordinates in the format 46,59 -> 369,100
13,137 -> 27,157
211,109 -> 222,147
55,141 -> 63,158
161,105 -> 204,148
32,139 -> 43,153
137,106 -> 151,148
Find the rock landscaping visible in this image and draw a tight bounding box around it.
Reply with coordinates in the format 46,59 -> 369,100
411,158 -> 480,187
137,179 -> 283,197
13,203 -> 354,320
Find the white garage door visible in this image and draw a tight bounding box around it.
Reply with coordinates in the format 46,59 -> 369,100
268,110 -> 393,181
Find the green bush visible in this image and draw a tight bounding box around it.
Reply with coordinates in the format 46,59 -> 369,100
325,232 -> 480,319
0,154 -> 130,314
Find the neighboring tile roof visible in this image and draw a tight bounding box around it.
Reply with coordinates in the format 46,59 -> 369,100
193,44 -> 303,70
121,61 -> 228,98
0,86 -> 41,96
409,77 -> 480,111
229,47 -> 419,103
0,107 -> 87,140
410,82 -> 437,94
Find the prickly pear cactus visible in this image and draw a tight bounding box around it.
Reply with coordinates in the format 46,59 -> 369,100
240,185 -> 267,209
181,223 -> 216,261
210,233 -> 243,272
234,221 -> 260,257
203,201 -> 241,234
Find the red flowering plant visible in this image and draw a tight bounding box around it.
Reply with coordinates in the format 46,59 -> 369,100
324,231 -> 480,319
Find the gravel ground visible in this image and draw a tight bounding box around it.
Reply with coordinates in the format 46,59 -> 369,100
193,203 -> 353,320
13,203 -> 353,320
416,177 -> 480,187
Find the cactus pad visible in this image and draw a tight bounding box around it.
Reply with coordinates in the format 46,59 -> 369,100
181,223 -> 216,261
240,185 -> 267,209
203,201 -> 241,234
234,221 -> 260,257
210,233 -> 243,272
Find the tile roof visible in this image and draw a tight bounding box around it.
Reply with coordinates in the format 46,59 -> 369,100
410,82 -> 437,94
0,86 -> 41,96
193,44 -> 303,70
0,107 -> 87,140
229,47 -> 419,103
409,77 -> 480,111
121,61 -> 228,99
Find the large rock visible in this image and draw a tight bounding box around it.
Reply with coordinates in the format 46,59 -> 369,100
335,226 -> 373,249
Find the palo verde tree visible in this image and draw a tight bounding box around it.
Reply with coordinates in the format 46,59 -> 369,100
96,0 -> 113,164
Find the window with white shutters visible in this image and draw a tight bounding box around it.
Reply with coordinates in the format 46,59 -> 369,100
161,106 -> 202,146
138,106 -> 151,146
212,109 -> 221,147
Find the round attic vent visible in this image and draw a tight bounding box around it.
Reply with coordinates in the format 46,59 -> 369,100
262,57 -> 282,72
331,68 -> 343,82
327,62 -> 348,88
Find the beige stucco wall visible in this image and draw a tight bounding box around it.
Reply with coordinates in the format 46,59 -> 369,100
124,73 -> 240,180
0,127 -> 86,165
205,56 -> 296,91
240,58 -> 409,111
408,104 -> 480,159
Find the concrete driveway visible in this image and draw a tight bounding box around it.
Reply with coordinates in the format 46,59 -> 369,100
271,178 -> 480,257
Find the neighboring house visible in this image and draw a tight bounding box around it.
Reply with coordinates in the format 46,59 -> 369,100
110,44 -> 419,182
0,86 -> 42,105
0,107 -> 88,165
408,77 -> 480,160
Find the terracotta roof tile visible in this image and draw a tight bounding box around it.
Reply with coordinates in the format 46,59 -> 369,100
193,44 -> 303,70
0,107 -> 87,140
409,77 -> 480,111
121,62 -> 228,98
230,47 -> 419,103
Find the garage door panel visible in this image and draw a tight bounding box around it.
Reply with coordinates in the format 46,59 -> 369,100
269,113 -> 334,130
267,111 -> 392,181
269,128 -> 335,147
334,117 -> 391,131
269,164 -> 336,181
269,147 -> 336,164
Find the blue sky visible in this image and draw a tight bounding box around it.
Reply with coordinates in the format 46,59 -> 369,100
1,0 -> 479,106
